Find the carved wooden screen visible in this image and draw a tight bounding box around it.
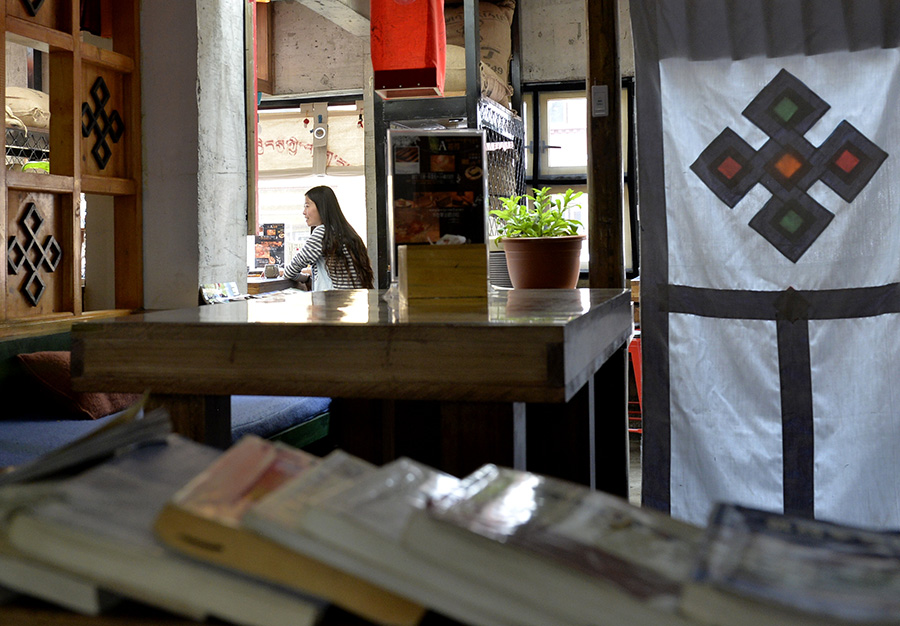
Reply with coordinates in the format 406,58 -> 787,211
2,0 -> 141,327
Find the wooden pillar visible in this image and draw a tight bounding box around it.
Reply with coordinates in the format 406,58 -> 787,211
586,0 -> 629,496
586,0 -> 624,290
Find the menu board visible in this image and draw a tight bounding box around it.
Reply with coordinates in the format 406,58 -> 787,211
254,223 -> 285,268
387,129 -> 487,279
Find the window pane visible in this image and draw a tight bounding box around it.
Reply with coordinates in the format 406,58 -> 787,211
522,94 -> 532,177
546,96 -> 587,169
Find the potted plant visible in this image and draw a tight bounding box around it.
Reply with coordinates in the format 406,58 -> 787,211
490,187 -> 585,289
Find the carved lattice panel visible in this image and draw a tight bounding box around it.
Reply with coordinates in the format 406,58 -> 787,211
81,68 -> 128,178
7,0 -> 66,31
5,192 -> 69,319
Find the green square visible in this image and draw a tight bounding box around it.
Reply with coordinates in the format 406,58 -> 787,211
773,97 -> 799,123
779,209 -> 804,234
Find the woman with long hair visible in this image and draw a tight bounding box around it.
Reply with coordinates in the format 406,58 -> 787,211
283,186 -> 374,290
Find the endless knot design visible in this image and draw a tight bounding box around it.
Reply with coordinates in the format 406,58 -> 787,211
82,76 -> 125,170
20,0 -> 45,16
6,204 -> 62,306
691,69 -> 888,262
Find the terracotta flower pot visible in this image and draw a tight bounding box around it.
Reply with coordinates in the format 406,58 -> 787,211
502,235 -> 586,289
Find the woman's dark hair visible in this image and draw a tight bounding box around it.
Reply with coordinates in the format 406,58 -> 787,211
305,185 -> 374,288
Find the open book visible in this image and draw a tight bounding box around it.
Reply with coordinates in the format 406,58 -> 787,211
154,436 -> 427,626
0,550 -> 121,615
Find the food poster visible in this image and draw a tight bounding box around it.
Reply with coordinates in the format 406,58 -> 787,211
255,223 -> 285,268
388,130 -> 487,272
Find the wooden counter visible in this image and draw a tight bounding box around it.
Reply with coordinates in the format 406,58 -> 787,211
71,288 -> 632,492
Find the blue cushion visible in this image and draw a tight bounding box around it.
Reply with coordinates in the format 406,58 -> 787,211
230,395 -> 331,442
0,396 -> 332,469
0,410 -> 126,468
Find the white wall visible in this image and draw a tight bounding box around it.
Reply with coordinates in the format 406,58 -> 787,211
141,0 -> 247,309
83,194 -> 115,311
141,0 -> 200,309
5,41 -> 27,88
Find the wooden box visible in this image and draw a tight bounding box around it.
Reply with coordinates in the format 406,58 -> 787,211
398,244 -> 488,301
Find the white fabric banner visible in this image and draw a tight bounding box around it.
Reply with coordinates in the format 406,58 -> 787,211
633,0 -> 900,529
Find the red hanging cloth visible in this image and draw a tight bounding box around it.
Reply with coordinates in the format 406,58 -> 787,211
371,0 -> 446,99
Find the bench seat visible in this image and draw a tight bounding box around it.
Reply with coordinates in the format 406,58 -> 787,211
0,395 -> 332,468
230,395 -> 330,440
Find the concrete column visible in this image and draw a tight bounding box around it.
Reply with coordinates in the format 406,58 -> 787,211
141,0 -> 248,310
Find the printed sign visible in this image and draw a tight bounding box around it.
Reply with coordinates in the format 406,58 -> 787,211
387,129 -> 487,278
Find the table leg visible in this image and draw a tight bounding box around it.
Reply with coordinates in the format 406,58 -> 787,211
593,345 -> 630,497
146,393 -> 232,449
327,398 -> 398,465
328,391 -> 620,492
524,383 -> 595,488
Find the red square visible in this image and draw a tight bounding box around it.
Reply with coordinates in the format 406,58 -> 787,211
717,156 -> 742,180
835,149 -> 860,174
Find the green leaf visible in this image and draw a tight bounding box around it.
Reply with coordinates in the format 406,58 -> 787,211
492,186 -> 583,241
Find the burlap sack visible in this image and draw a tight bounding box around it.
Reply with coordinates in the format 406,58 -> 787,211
444,1 -> 515,86
444,44 -> 513,108
6,87 -> 50,130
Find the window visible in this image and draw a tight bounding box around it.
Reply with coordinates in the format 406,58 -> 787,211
542,92 -> 588,174
255,98 -> 367,270
523,81 -> 638,277
255,175 -> 367,266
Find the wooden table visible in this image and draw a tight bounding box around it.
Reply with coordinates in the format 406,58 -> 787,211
71,288 -> 632,494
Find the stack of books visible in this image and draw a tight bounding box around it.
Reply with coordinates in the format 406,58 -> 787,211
3,405 -> 900,626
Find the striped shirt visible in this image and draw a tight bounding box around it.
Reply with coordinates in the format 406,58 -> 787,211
284,225 -> 366,290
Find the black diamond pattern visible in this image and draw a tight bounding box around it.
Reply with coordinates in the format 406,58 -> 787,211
7,237 -> 26,274
692,69 -> 888,263
82,76 -> 125,170
20,0 -> 45,17
749,195 -> 834,263
7,203 -> 63,306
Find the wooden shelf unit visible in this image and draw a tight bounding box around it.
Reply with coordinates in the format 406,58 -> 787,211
2,0 -> 142,329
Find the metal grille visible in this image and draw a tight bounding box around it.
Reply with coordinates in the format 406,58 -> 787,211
6,128 -> 49,171
477,97 -> 526,236
477,98 -> 524,287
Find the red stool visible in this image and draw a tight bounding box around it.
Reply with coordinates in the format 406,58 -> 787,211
628,336 -> 642,433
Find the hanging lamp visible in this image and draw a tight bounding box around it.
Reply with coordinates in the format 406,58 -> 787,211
371,0 -> 446,99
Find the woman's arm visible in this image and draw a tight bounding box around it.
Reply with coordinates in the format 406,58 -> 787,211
284,225 -> 325,280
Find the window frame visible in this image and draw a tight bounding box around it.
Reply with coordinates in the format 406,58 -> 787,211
523,79 -> 639,278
